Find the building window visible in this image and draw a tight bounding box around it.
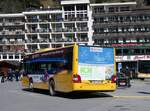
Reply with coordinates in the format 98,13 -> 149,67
134,49 -> 140,54
15,55 -> 19,59
120,6 -> 129,12
3,55 -> 7,59
76,4 -> 87,10
21,56 -> 24,59
123,49 -> 129,55
146,49 -> 150,54
109,7 -> 115,12
94,6 -> 104,13
9,55 -> 13,59
64,5 -> 74,11
116,49 -> 122,55
109,7 -> 118,12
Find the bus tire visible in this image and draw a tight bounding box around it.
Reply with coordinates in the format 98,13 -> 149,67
140,78 -> 144,81
49,79 -> 56,96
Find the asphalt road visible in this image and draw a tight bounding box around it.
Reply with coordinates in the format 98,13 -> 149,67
0,79 -> 150,111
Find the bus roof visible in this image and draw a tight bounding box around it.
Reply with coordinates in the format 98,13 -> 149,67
24,44 -> 115,60
24,44 -> 75,60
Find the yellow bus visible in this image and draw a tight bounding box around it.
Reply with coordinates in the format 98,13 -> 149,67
21,44 -> 116,96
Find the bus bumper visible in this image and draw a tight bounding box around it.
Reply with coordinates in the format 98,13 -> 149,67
73,83 -> 116,92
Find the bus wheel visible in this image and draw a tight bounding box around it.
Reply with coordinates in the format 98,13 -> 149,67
49,80 -> 56,96
140,78 -> 144,81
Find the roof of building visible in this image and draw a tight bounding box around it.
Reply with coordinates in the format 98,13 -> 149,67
61,0 -> 90,5
90,2 -> 137,7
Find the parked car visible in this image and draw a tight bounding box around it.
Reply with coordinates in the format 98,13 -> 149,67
116,72 -> 131,87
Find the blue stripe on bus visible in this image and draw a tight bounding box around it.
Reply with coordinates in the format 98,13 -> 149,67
25,58 -> 67,63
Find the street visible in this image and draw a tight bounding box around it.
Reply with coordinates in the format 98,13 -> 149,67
0,79 -> 150,111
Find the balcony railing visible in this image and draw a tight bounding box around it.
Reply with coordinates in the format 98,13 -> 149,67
0,40 -> 25,44
25,39 -> 50,43
76,17 -> 88,21
77,38 -> 89,42
52,28 -> 63,32
51,38 -> 64,42
93,32 -> 150,39
76,27 -> 88,32
0,30 -> 25,35
1,22 -> 24,26
26,18 -> 63,23
93,20 -> 150,28
92,10 -> 132,16
63,28 -> 76,32
26,28 -> 51,33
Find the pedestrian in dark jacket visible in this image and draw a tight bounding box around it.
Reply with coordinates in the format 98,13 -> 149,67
8,68 -> 13,81
15,69 -> 19,81
1,72 -> 5,83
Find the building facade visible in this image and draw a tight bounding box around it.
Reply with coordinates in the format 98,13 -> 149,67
0,0 -> 150,73
0,14 -> 25,61
0,0 -> 93,61
23,0 -> 93,53
91,2 -> 150,72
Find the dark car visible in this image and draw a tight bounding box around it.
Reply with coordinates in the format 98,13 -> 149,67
116,72 -> 131,87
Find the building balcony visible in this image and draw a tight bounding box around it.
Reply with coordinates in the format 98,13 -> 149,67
39,39 -> 50,43
0,30 -> 25,35
93,20 -> 150,28
26,18 -> 63,23
25,39 -> 39,43
51,38 -> 64,42
63,28 -> 76,32
0,53 -> 23,61
64,17 -> 76,21
76,27 -> 88,32
26,18 -> 39,23
26,29 -> 41,33
0,40 -> 25,45
38,28 -> 51,33
76,38 -> 89,42
25,39 -> 50,43
1,22 -> 24,26
76,17 -> 88,21
38,19 -> 50,22
50,18 -> 63,22
52,28 -> 63,32
0,49 -> 25,53
93,32 -> 150,39
92,10 -> 133,17
25,49 -> 37,53
64,38 -> 74,42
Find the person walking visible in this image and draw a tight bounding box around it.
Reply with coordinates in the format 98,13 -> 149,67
15,69 -> 19,81
7,68 -> 13,81
1,71 -> 5,83
125,67 -> 131,87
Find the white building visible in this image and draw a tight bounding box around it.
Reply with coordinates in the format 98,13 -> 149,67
0,0 -> 93,61
1,0 -> 149,70
0,13 -> 25,61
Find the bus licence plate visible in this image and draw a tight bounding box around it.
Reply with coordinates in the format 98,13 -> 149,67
91,80 -> 100,84
119,82 -> 126,85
